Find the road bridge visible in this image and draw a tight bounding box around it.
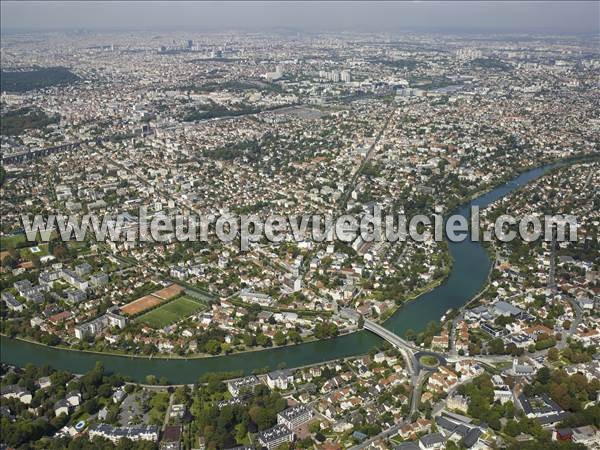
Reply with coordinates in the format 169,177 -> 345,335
363,319 -> 511,369
363,319 -> 421,376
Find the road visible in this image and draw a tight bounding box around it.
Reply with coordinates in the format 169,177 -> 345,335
410,370 -> 427,415
446,315 -> 460,359
558,296 -> 583,350
363,318 -> 512,369
430,374 -> 477,418
363,319 -> 418,376
338,107 -> 397,211
348,421 -> 404,450
162,392 -> 174,431
548,167 -> 588,348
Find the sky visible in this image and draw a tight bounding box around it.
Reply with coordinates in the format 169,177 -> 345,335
1,1 -> 598,34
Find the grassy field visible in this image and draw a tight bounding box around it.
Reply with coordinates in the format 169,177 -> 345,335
1,231 -> 56,251
419,355 -> 440,368
19,243 -> 50,259
136,296 -> 205,328
0,234 -> 28,250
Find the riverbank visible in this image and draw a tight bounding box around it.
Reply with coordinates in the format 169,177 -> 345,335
378,260 -> 453,324
0,330 -> 356,362
5,154 -> 596,361
0,160 -> 588,384
464,243 -> 497,310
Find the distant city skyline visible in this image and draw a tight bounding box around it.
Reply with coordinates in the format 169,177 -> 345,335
1,1 -> 599,34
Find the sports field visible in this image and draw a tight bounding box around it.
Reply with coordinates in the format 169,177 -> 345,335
153,284 -> 184,300
136,296 -> 205,328
120,283 -> 184,316
121,294 -> 164,316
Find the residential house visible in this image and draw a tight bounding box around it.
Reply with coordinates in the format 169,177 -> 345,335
266,369 -> 294,390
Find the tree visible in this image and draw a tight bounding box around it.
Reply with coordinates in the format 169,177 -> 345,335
288,330 -> 302,344
274,331 -> 287,346
51,242 -> 68,260
504,419 -> 520,437
309,421 -> 321,434
489,338 -> 505,354
83,398 -> 99,414
314,322 -> 338,339
1,254 -> 18,269
234,422 -> 247,444
503,401 -> 515,418
205,339 -> 221,355
535,367 -> 551,384
358,314 -> 364,329
50,413 -> 68,430
256,333 -> 271,347
243,334 -> 256,347
249,406 -> 274,430
506,343 -> 523,357
207,380 -> 226,395
31,254 -> 41,269
548,347 -> 559,362
97,383 -> 112,398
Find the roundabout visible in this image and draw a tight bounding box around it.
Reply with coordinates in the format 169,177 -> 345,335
0,162 -> 568,384
415,351 -> 446,371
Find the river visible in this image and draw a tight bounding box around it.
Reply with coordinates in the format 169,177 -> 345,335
0,163 -> 562,384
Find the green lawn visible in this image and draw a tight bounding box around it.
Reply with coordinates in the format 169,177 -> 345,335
1,234 -> 28,250
136,296 -> 205,328
1,232 -> 56,251
419,355 -> 440,368
19,243 -> 50,259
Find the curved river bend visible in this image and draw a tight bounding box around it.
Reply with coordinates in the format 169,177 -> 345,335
0,163 -> 561,384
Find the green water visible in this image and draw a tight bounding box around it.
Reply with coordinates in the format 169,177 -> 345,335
0,163 -> 562,383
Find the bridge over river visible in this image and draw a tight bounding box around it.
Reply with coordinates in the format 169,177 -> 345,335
362,318 -> 511,371
0,161 -> 570,384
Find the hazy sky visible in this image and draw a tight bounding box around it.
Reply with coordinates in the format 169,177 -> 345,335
1,1 -> 598,34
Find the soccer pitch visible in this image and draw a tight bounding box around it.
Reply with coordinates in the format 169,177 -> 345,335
136,296 -> 205,328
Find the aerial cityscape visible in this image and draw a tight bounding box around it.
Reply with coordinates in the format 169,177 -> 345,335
0,1 -> 599,450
